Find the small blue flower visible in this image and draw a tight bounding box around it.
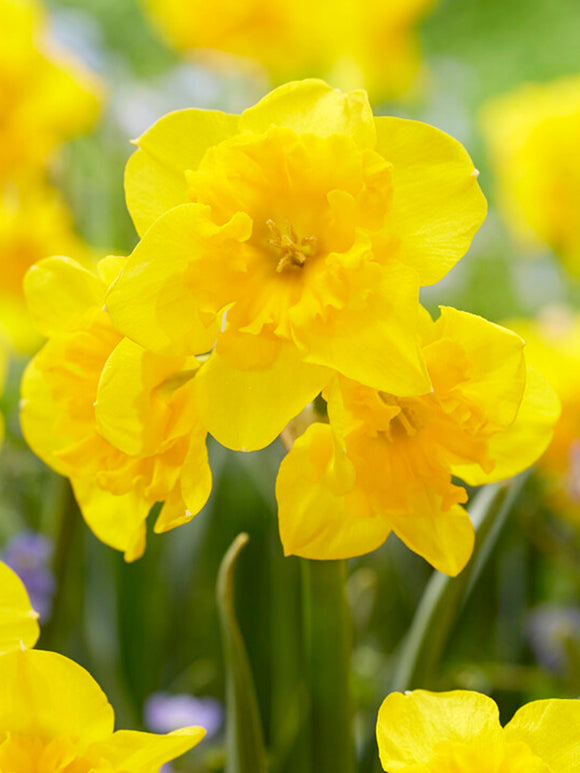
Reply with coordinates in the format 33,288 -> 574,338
145,692 -> 223,739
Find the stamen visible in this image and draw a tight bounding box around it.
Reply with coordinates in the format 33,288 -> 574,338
266,218 -> 317,273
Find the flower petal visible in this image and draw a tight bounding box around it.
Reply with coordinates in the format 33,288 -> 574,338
23,257 -> 104,338
126,108 -> 239,235
298,261 -> 430,395
71,478 -> 149,562
453,367 -> 560,486
194,343 -> 331,451
89,727 -> 205,772
374,116 -> 487,285
376,690 -> 501,770
388,503 -> 475,577
505,698 -> 580,771
276,423 -> 390,559
0,648 -> 114,745
0,561 -> 39,653
240,79 -> 376,147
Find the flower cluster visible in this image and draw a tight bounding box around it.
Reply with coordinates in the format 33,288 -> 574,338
0,560 -> 205,770
0,0 -> 102,351
377,689 -> 580,772
142,0 -> 437,101
22,80 -> 559,574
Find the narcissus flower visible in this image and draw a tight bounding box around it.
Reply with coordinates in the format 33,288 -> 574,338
483,74 -> 580,275
108,79 -> 486,452
0,0 -> 102,180
0,182 -> 90,352
21,256 -> 211,561
142,0 -> 436,101
0,563 -> 205,771
511,309 -> 580,524
276,307 -> 559,575
377,689 -> 580,772
0,560 -> 39,653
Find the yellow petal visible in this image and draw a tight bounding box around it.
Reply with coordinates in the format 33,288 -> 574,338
194,342 -> 330,451
453,367 -> 561,486
0,561 -> 39,653
71,478 -> 149,562
23,257 -> 104,338
298,261 -> 430,395
89,727 -> 205,772
374,116 -> 487,285
240,79 -> 375,148
388,504 -> 475,577
431,306 -> 527,431
106,204 -> 245,356
505,698 -> 580,770
126,108 -> 239,235
276,424 -> 390,559
376,690 -> 501,770
0,648 -> 114,745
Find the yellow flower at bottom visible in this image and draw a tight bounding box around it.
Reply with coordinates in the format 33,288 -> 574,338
21,256 -> 212,561
377,689 -> 579,772
0,649 -> 205,772
276,307 -> 559,574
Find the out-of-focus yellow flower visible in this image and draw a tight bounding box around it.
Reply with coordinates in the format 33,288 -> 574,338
483,75 -> 580,275
0,563 -> 205,770
377,689 -> 580,772
21,256 -> 212,561
0,182 -> 90,352
143,0 -> 436,101
0,0 -> 102,181
276,307 -> 559,575
511,309 -> 580,523
0,560 -> 39,653
107,80 -> 486,452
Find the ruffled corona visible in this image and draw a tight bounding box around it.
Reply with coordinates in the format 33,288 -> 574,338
276,307 -> 559,575
107,80 -> 486,451
377,689 -> 579,772
20,256 -> 212,561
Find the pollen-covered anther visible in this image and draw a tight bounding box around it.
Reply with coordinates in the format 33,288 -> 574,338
266,218 -> 318,273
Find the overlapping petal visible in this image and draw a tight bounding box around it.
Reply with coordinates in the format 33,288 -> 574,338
0,562 -> 39,654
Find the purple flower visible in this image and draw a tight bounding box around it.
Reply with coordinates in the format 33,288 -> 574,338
2,531 -> 56,621
145,692 -> 223,739
527,604 -> 580,672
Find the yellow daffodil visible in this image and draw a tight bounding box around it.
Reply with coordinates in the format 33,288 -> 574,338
377,689 -> 580,772
107,79 -> 486,452
143,0 -> 436,101
21,256 -> 212,561
511,309 -> 580,524
0,563 -> 205,771
0,182 -> 90,352
483,74 -> 580,275
0,560 -> 39,653
0,0 -> 102,181
276,307 -> 559,575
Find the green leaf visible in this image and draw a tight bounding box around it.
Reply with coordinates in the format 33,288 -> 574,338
392,474 -> 529,692
217,533 -> 268,773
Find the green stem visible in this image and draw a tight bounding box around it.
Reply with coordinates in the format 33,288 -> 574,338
302,559 -> 355,773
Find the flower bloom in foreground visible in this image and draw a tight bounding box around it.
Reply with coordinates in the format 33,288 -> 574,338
0,0 -> 102,181
21,256 -> 211,561
377,689 -> 580,772
107,79 -> 486,452
276,307 -> 559,575
510,309 -> 580,523
482,74 -> 580,275
142,0 -> 437,100
0,561 -> 205,770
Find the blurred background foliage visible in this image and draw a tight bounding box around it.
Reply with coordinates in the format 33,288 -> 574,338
2,0 -> 580,771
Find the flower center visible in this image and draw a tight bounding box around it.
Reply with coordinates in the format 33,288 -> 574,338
266,218 -> 318,273
378,393 -> 427,440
